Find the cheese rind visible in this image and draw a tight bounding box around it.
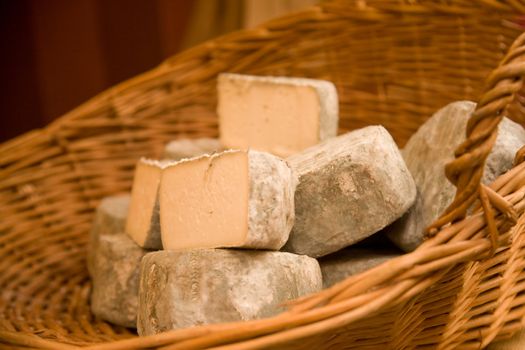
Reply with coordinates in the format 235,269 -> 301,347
137,249 -> 322,335
246,150 -> 296,249
163,138 -> 223,160
90,232 -> 149,328
87,194 -> 130,276
126,159 -> 177,249
283,126 -> 416,258
160,150 -> 295,251
218,73 -> 338,157
320,247 -> 402,288
387,101 -> 525,252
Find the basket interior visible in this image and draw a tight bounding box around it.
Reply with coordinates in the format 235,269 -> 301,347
1,2 -> 524,347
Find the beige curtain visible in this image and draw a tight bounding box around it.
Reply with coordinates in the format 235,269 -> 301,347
179,0 -> 318,50
244,0 -> 318,28
179,0 -> 244,50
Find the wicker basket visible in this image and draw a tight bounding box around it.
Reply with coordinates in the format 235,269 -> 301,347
2,1 -> 525,349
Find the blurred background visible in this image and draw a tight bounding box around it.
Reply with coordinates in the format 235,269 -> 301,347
0,0 -> 317,142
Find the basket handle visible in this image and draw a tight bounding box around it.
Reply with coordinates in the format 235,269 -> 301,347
427,32 -> 525,248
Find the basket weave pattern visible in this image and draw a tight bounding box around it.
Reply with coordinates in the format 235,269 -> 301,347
2,1 -> 525,349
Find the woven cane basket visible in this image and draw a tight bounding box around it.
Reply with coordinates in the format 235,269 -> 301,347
4,1 -> 525,349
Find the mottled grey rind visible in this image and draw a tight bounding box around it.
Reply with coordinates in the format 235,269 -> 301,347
90,233 -> 150,328
218,73 -> 339,141
87,194 -> 130,276
163,138 -> 223,160
320,247 -> 402,288
387,101 -> 525,252
137,249 -> 322,335
282,125 -> 417,258
245,150 -> 296,250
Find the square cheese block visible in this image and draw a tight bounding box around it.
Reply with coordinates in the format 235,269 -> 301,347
87,194 -> 130,276
160,150 -> 295,251
137,249 -> 322,335
90,232 -> 150,328
126,158 -> 176,249
282,126 -> 417,258
218,73 -> 338,157
163,138 -> 223,160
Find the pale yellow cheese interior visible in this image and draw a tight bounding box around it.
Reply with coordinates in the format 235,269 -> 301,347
160,151 -> 249,250
218,77 -> 321,157
126,160 -> 163,246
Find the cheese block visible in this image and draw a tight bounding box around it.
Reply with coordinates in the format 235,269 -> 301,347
160,150 -> 295,250
387,101 -> 525,252
218,73 -> 338,157
163,138 -> 222,160
137,249 -> 322,335
87,194 -> 130,276
126,158 -> 176,249
320,247 -> 402,288
90,232 -> 150,328
282,126 -> 416,258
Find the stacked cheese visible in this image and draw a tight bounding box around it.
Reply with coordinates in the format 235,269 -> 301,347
88,73 -> 422,334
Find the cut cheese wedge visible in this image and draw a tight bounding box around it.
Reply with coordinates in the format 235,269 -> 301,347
126,158 -> 176,249
218,73 -> 338,157
159,150 -> 295,251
